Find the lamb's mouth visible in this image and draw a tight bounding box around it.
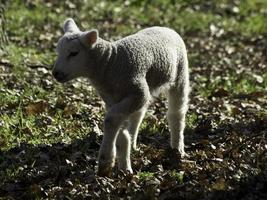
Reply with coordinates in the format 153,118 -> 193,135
56,75 -> 70,83
53,73 -> 70,83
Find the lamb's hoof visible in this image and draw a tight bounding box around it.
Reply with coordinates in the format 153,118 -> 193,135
169,147 -> 188,159
132,146 -> 140,151
176,148 -> 186,157
131,142 -> 138,151
118,167 -> 133,174
176,148 -> 189,159
180,151 -> 189,158
97,164 -> 113,177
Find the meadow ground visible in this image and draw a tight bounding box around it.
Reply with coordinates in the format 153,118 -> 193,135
0,0 -> 266,199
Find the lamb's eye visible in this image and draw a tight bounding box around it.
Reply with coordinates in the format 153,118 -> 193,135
68,51 -> 78,57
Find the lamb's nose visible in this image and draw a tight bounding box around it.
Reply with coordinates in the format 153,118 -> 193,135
52,71 -> 66,82
52,71 -> 60,79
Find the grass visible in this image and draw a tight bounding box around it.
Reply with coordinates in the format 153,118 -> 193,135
138,171 -> 155,181
1,0 -> 266,156
170,170 -> 184,184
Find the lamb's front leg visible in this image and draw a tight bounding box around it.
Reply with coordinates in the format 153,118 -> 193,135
97,111 -> 122,177
98,84 -> 150,176
116,128 -> 132,173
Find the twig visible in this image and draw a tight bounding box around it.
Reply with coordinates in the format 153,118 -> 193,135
26,63 -> 52,70
0,60 -> 14,67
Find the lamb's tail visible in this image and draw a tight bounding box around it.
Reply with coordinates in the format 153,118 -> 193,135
177,39 -> 189,89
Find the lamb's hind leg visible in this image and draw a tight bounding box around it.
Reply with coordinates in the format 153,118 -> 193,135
116,107 -> 146,173
128,107 -> 147,150
167,82 -> 189,157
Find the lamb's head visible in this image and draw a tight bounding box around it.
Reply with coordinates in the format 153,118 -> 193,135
52,18 -> 98,83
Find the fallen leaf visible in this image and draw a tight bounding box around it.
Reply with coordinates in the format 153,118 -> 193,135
25,101 -> 49,115
211,88 -> 229,97
212,178 -> 226,191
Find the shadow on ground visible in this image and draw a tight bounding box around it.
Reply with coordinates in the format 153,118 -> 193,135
1,119 -> 266,199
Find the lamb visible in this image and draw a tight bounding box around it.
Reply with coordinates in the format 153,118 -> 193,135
52,18 -> 190,177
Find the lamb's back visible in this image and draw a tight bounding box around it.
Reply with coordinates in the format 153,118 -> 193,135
104,27 -> 186,101
114,27 -> 185,89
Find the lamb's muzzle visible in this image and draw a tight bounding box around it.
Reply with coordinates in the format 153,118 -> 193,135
52,70 -> 68,83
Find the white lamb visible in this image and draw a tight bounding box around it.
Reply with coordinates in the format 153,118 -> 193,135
52,18 -> 190,176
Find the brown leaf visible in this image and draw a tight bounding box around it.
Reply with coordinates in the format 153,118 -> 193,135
199,139 -> 210,146
29,183 -> 43,194
63,104 -> 76,116
21,126 -> 33,135
25,101 -> 49,115
212,178 -> 226,191
0,138 -> 7,149
211,88 -> 229,97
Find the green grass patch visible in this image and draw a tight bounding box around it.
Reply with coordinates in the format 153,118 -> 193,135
138,171 -> 155,181
6,0 -> 64,42
170,170 -> 184,184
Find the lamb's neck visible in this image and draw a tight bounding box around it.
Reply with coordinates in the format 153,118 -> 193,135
94,39 -> 113,67
88,38 -> 117,88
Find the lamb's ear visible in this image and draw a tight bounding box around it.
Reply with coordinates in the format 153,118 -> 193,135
79,30 -> 98,48
63,18 -> 79,33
